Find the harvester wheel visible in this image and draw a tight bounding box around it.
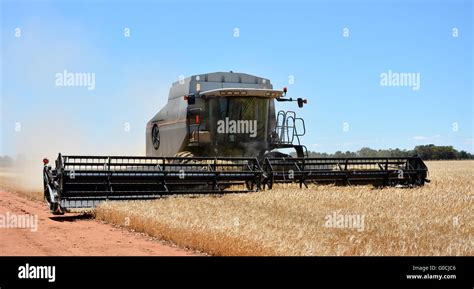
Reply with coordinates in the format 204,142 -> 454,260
174,151 -> 194,158
172,151 -> 202,167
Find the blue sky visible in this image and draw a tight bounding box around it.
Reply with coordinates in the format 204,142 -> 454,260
1,0 -> 473,159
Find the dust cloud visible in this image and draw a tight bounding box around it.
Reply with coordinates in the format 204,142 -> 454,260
6,111 -> 145,191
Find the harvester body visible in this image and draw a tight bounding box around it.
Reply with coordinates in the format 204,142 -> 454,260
43,72 -> 429,214
145,72 -> 304,158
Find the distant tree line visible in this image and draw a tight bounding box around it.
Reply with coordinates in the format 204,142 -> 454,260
304,145 -> 473,160
0,155 -> 14,167
0,154 -> 27,167
1,145 -> 473,166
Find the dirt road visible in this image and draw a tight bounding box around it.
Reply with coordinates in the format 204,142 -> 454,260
0,190 -> 194,256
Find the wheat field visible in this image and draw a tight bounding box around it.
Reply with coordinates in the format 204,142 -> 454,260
95,161 -> 473,256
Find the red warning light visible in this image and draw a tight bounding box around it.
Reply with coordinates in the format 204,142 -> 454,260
43,158 -> 49,165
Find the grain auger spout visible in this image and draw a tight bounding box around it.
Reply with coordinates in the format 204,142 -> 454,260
43,72 -> 428,214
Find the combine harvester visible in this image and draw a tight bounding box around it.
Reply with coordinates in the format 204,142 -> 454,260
43,72 -> 429,214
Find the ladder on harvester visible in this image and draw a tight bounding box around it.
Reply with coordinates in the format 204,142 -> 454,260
275,110 -> 308,157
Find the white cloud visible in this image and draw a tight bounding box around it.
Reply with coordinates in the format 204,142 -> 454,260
410,135 -> 441,141
411,136 -> 427,140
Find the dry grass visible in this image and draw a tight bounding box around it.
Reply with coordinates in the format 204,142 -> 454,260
95,160 -> 473,256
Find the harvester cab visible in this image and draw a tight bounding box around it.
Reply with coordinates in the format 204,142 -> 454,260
43,72 -> 428,214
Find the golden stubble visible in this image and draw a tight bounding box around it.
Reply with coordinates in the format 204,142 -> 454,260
71,160 -> 474,255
